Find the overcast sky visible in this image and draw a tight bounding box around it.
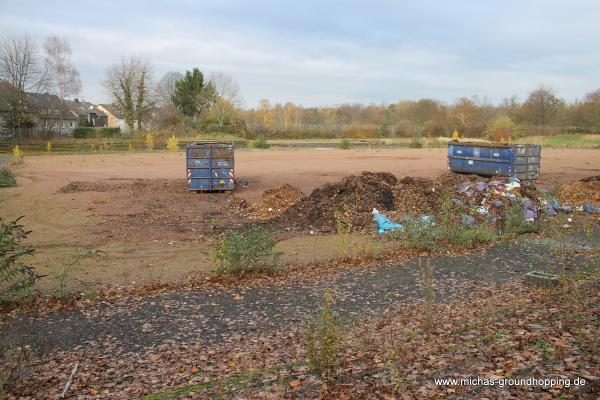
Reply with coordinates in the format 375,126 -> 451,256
1,0 -> 599,107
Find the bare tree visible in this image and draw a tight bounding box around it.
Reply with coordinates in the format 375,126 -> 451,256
0,35 -> 49,135
156,71 -> 182,108
208,71 -> 241,107
103,56 -> 154,132
44,36 -> 81,137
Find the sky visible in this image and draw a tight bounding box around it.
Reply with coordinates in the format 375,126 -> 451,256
0,0 -> 599,108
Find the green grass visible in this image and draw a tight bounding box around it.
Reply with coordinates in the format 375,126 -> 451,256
0,167 -> 17,187
515,134 -> 600,148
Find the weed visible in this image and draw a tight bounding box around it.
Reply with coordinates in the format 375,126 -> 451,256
145,133 -> 155,151
0,217 -> 36,303
252,136 -> 270,149
0,167 -> 17,187
339,139 -> 351,150
334,204 -> 353,257
166,135 -> 178,151
535,339 -> 554,359
46,141 -> 52,152
213,226 -> 281,274
503,202 -> 539,236
0,345 -> 34,394
305,293 -> 345,379
391,221 -> 438,252
443,225 -> 497,248
51,250 -> 105,299
11,145 -> 22,164
408,136 -> 423,148
128,142 -> 134,151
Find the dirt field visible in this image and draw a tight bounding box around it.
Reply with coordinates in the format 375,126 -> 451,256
1,147 -> 598,293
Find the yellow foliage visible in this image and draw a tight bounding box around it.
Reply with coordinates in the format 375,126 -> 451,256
90,144 -> 96,152
166,135 -> 178,151
451,130 -> 460,141
12,145 -> 22,161
47,141 -> 52,152
128,142 -> 134,151
145,133 -> 154,151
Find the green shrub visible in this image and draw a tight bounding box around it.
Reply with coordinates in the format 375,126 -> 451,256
305,293 -> 345,378
409,136 -> 423,148
0,167 -> 16,188
391,221 -> 438,252
443,225 -> 497,248
339,139 -> 351,150
0,217 -> 36,302
73,127 -> 120,138
503,202 -> 540,236
212,226 -> 281,274
252,136 -> 270,149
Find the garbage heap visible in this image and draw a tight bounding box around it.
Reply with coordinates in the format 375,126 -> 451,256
259,172 -> 599,234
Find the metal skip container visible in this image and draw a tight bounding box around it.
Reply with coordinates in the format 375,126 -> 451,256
186,142 -> 235,191
447,141 -> 541,180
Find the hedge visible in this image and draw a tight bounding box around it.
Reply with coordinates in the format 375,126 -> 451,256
73,127 -> 121,138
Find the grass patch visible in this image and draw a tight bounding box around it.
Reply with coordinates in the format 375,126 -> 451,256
338,139 -> 351,149
250,136 -> 270,149
0,168 -> 16,188
212,226 -> 281,274
515,134 -> 600,149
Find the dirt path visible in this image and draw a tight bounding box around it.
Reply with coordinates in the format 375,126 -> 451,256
1,235 -> 597,357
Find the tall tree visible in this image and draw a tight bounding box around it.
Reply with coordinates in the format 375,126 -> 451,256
208,71 -> 241,107
0,35 -> 48,134
103,56 -> 154,131
172,68 -> 216,119
156,71 -> 182,108
523,85 -> 561,126
44,36 -> 81,137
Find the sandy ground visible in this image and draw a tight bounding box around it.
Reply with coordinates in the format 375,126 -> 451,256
1,147 -> 598,293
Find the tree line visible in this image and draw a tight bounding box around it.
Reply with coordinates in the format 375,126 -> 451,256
3,34 -> 600,139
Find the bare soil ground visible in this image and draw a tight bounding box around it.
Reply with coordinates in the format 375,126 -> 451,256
1,148 -> 598,293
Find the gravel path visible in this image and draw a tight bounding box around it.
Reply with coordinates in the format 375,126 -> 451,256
1,235 -> 597,357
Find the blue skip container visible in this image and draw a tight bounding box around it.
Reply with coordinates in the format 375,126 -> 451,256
448,141 -> 541,180
186,142 -> 235,191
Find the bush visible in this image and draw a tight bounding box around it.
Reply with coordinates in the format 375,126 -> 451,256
503,202 -> 540,236
338,139 -> 351,150
391,221 -> 438,252
0,217 -> 36,302
305,293 -> 345,378
73,127 -> 120,138
0,167 -> 16,187
252,136 -> 270,149
409,136 -> 423,148
212,226 -> 281,274
443,225 -> 497,248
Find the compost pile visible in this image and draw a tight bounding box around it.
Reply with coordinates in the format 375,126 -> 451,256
276,172 -> 397,232
559,175 -> 600,206
60,181 -> 122,193
246,184 -> 305,219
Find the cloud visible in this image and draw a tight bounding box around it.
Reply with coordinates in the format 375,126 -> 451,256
0,0 -> 599,106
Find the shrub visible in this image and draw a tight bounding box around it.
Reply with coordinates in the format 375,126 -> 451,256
339,139 -> 351,150
166,135 -> 178,151
0,217 -> 36,302
408,136 -> 423,148
11,146 -> 22,164
443,225 -> 497,248
73,127 -> 121,138
503,202 -> 540,236
145,133 -> 154,151
1,345 -> 33,394
391,221 -> 438,252
305,293 -> 345,378
0,167 -> 16,187
252,136 -> 270,149
212,226 -> 281,274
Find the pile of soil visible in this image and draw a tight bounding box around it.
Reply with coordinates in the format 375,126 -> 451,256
559,175 -> 600,206
60,181 -> 122,193
246,184 -> 305,220
275,171 -> 397,232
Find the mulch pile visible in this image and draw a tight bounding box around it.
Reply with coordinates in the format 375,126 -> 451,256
559,175 -> 600,206
275,172 -> 398,232
60,181 -> 122,193
246,184 -> 305,220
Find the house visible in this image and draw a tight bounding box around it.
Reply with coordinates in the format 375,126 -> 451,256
97,103 -> 129,132
65,99 -> 108,128
0,80 -> 77,138
27,92 -> 78,136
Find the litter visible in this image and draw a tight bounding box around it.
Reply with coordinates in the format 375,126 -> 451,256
372,208 -> 403,234
461,214 -> 475,225
582,203 -> 600,214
